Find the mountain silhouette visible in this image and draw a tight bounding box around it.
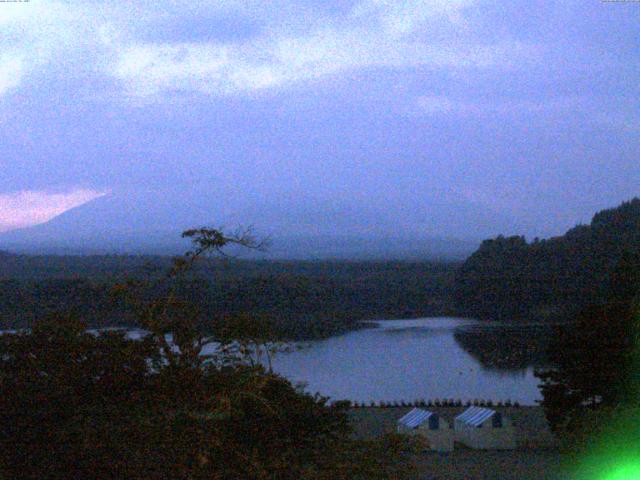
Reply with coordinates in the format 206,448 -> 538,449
0,189 -> 527,259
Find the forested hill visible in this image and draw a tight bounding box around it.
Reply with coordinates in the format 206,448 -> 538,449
453,198 -> 640,322
0,257 -> 457,340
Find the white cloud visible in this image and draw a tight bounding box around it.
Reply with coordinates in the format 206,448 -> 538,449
0,0 -> 131,98
0,1 -> 85,95
0,189 -> 105,233
351,0 -> 475,36
110,0 -> 536,98
0,54 -> 23,96
0,0 -> 537,99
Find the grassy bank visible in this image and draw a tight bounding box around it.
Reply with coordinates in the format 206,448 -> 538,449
349,406 -> 564,479
348,406 -> 558,450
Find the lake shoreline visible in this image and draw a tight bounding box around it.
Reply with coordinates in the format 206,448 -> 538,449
272,317 -> 545,405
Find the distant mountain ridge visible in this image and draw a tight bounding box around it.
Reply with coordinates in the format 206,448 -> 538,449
0,189 -> 524,259
454,197 -> 640,322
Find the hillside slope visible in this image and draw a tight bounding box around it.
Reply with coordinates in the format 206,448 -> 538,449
454,198 -> 640,322
0,190 -> 514,259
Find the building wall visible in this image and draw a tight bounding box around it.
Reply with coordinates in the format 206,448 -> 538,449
398,420 -> 454,452
454,418 -> 516,450
416,423 -> 454,452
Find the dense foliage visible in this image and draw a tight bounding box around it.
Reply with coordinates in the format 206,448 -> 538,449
454,198 -> 640,323
0,229 -> 419,479
453,197 -> 640,449
0,257 -> 456,339
0,316 -> 419,479
535,249 -> 640,445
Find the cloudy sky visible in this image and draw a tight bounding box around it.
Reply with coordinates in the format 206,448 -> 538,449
0,0 -> 638,237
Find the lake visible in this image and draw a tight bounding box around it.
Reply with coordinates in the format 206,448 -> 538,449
270,317 -> 545,405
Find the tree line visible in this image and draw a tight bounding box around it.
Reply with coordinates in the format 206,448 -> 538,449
0,257 -> 457,340
454,198 -> 640,461
454,198 -> 640,323
0,228 -> 421,479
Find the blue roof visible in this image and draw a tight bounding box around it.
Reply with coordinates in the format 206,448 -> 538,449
455,407 -> 496,427
397,408 -> 434,428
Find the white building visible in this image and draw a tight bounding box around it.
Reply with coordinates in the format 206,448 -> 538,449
454,406 -> 516,450
397,408 -> 454,452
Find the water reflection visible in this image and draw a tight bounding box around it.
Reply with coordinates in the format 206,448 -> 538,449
453,324 -> 552,372
270,317 -> 547,405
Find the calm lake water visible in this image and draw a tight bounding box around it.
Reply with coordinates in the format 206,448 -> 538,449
6,317 -> 545,406
270,318 -> 544,405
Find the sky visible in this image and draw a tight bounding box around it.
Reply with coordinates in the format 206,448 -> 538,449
0,0 -> 638,239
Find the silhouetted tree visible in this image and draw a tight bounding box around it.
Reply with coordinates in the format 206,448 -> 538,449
536,249 -> 640,441
0,228 -> 419,479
